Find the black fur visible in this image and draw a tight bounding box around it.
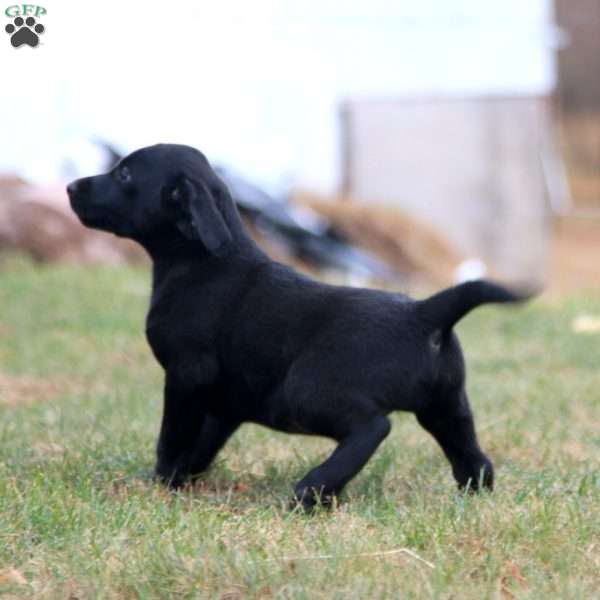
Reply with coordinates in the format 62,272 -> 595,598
67,143 -> 530,509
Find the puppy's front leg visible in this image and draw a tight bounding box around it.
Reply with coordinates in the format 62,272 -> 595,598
187,415 -> 240,477
292,414 -> 391,511
155,371 -> 209,488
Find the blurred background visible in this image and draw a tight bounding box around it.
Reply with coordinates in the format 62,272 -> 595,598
1,0 -> 599,293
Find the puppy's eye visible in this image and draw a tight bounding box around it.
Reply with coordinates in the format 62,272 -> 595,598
117,165 -> 132,184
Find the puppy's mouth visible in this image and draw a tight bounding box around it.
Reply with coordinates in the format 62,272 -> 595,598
68,192 -> 91,219
77,211 -> 116,231
70,199 -> 124,234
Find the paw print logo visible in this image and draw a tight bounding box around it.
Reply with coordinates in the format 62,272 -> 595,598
5,16 -> 45,48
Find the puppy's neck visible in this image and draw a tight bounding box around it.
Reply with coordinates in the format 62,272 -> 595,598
147,226 -> 267,280
149,240 -> 268,312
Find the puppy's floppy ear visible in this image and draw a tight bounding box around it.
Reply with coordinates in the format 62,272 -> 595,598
162,173 -> 232,255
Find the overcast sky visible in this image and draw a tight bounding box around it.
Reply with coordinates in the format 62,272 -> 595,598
1,0 -> 557,192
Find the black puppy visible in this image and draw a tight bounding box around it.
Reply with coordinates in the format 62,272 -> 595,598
68,144 -> 528,509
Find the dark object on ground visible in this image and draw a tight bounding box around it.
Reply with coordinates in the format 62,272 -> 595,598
216,168 -> 395,280
67,144 -> 531,510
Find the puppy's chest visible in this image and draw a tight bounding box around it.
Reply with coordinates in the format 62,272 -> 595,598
145,325 -> 176,368
145,309 -> 217,369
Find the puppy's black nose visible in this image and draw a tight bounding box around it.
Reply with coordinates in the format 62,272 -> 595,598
66,181 -> 78,197
67,178 -> 90,198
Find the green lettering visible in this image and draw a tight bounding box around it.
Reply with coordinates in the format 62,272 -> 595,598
5,5 -> 20,17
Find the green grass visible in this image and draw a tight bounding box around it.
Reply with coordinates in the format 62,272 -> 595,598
1,257 -> 600,599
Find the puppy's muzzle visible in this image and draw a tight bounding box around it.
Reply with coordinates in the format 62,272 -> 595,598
67,176 -> 96,217
67,177 -> 91,199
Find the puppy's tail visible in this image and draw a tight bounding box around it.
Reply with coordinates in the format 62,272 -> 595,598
417,279 -> 535,333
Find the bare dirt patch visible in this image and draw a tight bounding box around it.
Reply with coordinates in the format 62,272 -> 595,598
0,372 -> 67,407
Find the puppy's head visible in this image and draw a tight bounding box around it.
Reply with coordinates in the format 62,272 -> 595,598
67,144 -> 233,256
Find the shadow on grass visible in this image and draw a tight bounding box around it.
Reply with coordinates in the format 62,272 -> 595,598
38,436 -> 462,513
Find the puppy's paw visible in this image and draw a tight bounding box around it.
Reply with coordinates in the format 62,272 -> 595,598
153,464 -> 188,490
455,459 -> 494,493
289,486 -> 336,513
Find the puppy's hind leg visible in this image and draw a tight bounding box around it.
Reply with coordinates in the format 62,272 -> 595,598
292,414 -> 391,511
416,390 -> 494,491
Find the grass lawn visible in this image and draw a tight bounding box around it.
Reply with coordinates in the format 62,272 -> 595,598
1,258 -> 600,599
